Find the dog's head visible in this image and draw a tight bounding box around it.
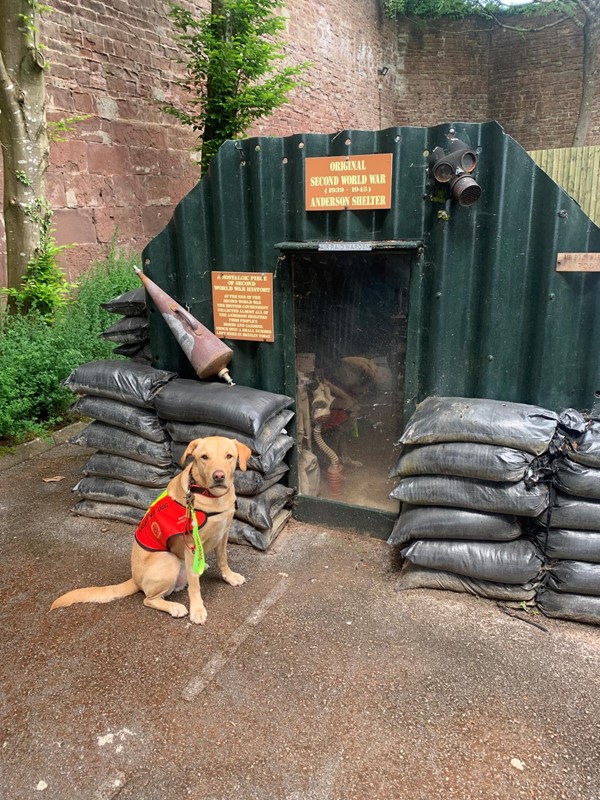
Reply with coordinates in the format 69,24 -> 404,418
180,436 -> 252,497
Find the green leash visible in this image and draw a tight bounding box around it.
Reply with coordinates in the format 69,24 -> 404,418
186,495 -> 206,576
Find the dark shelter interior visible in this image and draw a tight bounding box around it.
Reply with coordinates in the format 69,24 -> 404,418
292,251 -> 410,511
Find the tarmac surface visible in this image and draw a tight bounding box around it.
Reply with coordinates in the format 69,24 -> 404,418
1,442 -> 600,800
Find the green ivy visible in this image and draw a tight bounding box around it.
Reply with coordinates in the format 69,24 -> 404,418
15,170 -> 33,186
47,114 -> 92,143
381,0 -> 575,20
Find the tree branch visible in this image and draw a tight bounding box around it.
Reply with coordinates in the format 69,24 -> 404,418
473,2 -> 581,33
572,0 -> 594,20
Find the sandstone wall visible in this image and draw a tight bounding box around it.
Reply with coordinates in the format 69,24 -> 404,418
0,2 -> 595,284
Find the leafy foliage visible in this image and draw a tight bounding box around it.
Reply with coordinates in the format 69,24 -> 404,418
0,245 -> 140,443
47,114 -> 93,143
2,202 -> 74,321
382,0 -> 480,18
0,310 -> 80,442
51,244 -> 141,364
161,0 -> 309,172
381,0 -> 577,20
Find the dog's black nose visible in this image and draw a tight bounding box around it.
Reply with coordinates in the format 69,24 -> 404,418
213,470 -> 226,483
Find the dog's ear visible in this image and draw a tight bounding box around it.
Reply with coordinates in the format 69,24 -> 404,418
234,440 -> 252,472
180,438 -> 203,466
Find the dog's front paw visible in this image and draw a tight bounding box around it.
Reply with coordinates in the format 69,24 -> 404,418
190,604 -> 208,625
169,602 -> 189,618
223,570 -> 246,587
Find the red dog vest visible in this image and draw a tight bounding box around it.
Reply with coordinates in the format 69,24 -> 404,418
135,491 -> 207,552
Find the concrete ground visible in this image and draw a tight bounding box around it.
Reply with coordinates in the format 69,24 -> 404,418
1,443 -> 600,800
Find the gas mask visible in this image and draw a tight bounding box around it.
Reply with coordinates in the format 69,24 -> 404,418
429,135 -> 481,207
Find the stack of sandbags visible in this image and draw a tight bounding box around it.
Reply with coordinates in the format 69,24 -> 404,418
536,418 -> 600,625
64,360 -> 177,524
100,287 -> 151,362
156,379 -> 295,551
390,397 -> 557,601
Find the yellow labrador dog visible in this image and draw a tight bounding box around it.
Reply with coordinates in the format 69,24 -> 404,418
51,436 -> 251,625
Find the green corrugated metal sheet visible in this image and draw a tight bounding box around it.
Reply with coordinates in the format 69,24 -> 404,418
143,121 -> 600,416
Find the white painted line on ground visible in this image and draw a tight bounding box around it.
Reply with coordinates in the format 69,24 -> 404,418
182,576 -> 289,700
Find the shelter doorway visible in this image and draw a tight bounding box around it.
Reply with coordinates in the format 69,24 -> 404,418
291,250 -> 411,531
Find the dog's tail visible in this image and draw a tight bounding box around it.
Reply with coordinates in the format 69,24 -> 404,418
50,578 -> 139,610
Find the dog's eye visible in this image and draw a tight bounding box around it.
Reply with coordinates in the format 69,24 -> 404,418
226,453 -> 234,459
200,454 -> 209,461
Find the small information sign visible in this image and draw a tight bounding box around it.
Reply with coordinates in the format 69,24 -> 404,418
318,241 -> 373,252
556,253 -> 600,272
212,272 -> 274,342
305,153 -> 393,211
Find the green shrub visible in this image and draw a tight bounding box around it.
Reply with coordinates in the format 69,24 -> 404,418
0,311 -> 79,441
2,201 -> 75,321
52,245 -> 141,364
0,246 -> 140,443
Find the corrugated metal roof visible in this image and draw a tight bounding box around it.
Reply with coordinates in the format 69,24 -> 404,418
143,121 -> 600,416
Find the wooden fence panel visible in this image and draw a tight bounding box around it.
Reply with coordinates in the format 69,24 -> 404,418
529,146 -> 600,227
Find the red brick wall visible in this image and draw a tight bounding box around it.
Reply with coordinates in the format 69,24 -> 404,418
0,3 -> 596,285
39,0 -> 210,279
247,8 -> 491,137
488,16 -> 590,150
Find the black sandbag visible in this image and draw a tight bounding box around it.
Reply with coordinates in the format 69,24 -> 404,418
101,287 -> 146,316
396,562 -> 538,601
400,397 -> 558,456
556,458 -> 600,500
234,463 -> 289,496
537,588 -> 600,626
390,475 -> 549,517
71,396 -> 169,443
73,477 -> 162,510
235,484 -> 295,531
62,360 -> 176,408
401,538 -> 543,584
567,420 -> 600,468
72,499 -> 144,525
534,528 -> 600,564
155,378 -> 294,436
546,560 -> 600,596
171,433 -> 294,474
82,453 -> 175,488
390,442 -> 535,483
388,504 -> 521,546
167,409 -> 294,455
228,510 -> 291,551
100,316 -> 149,343
542,493 -> 600,532
247,435 -> 294,473
132,346 -> 153,364
70,421 -> 173,467
112,342 -> 148,357
558,408 -> 588,436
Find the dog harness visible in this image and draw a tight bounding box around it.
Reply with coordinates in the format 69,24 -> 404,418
135,491 -> 208,554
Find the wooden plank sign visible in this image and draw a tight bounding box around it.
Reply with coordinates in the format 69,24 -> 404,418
212,272 -> 274,342
305,153 -> 393,211
556,253 -> 600,272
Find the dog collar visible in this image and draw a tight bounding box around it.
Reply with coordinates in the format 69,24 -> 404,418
188,483 -> 222,498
